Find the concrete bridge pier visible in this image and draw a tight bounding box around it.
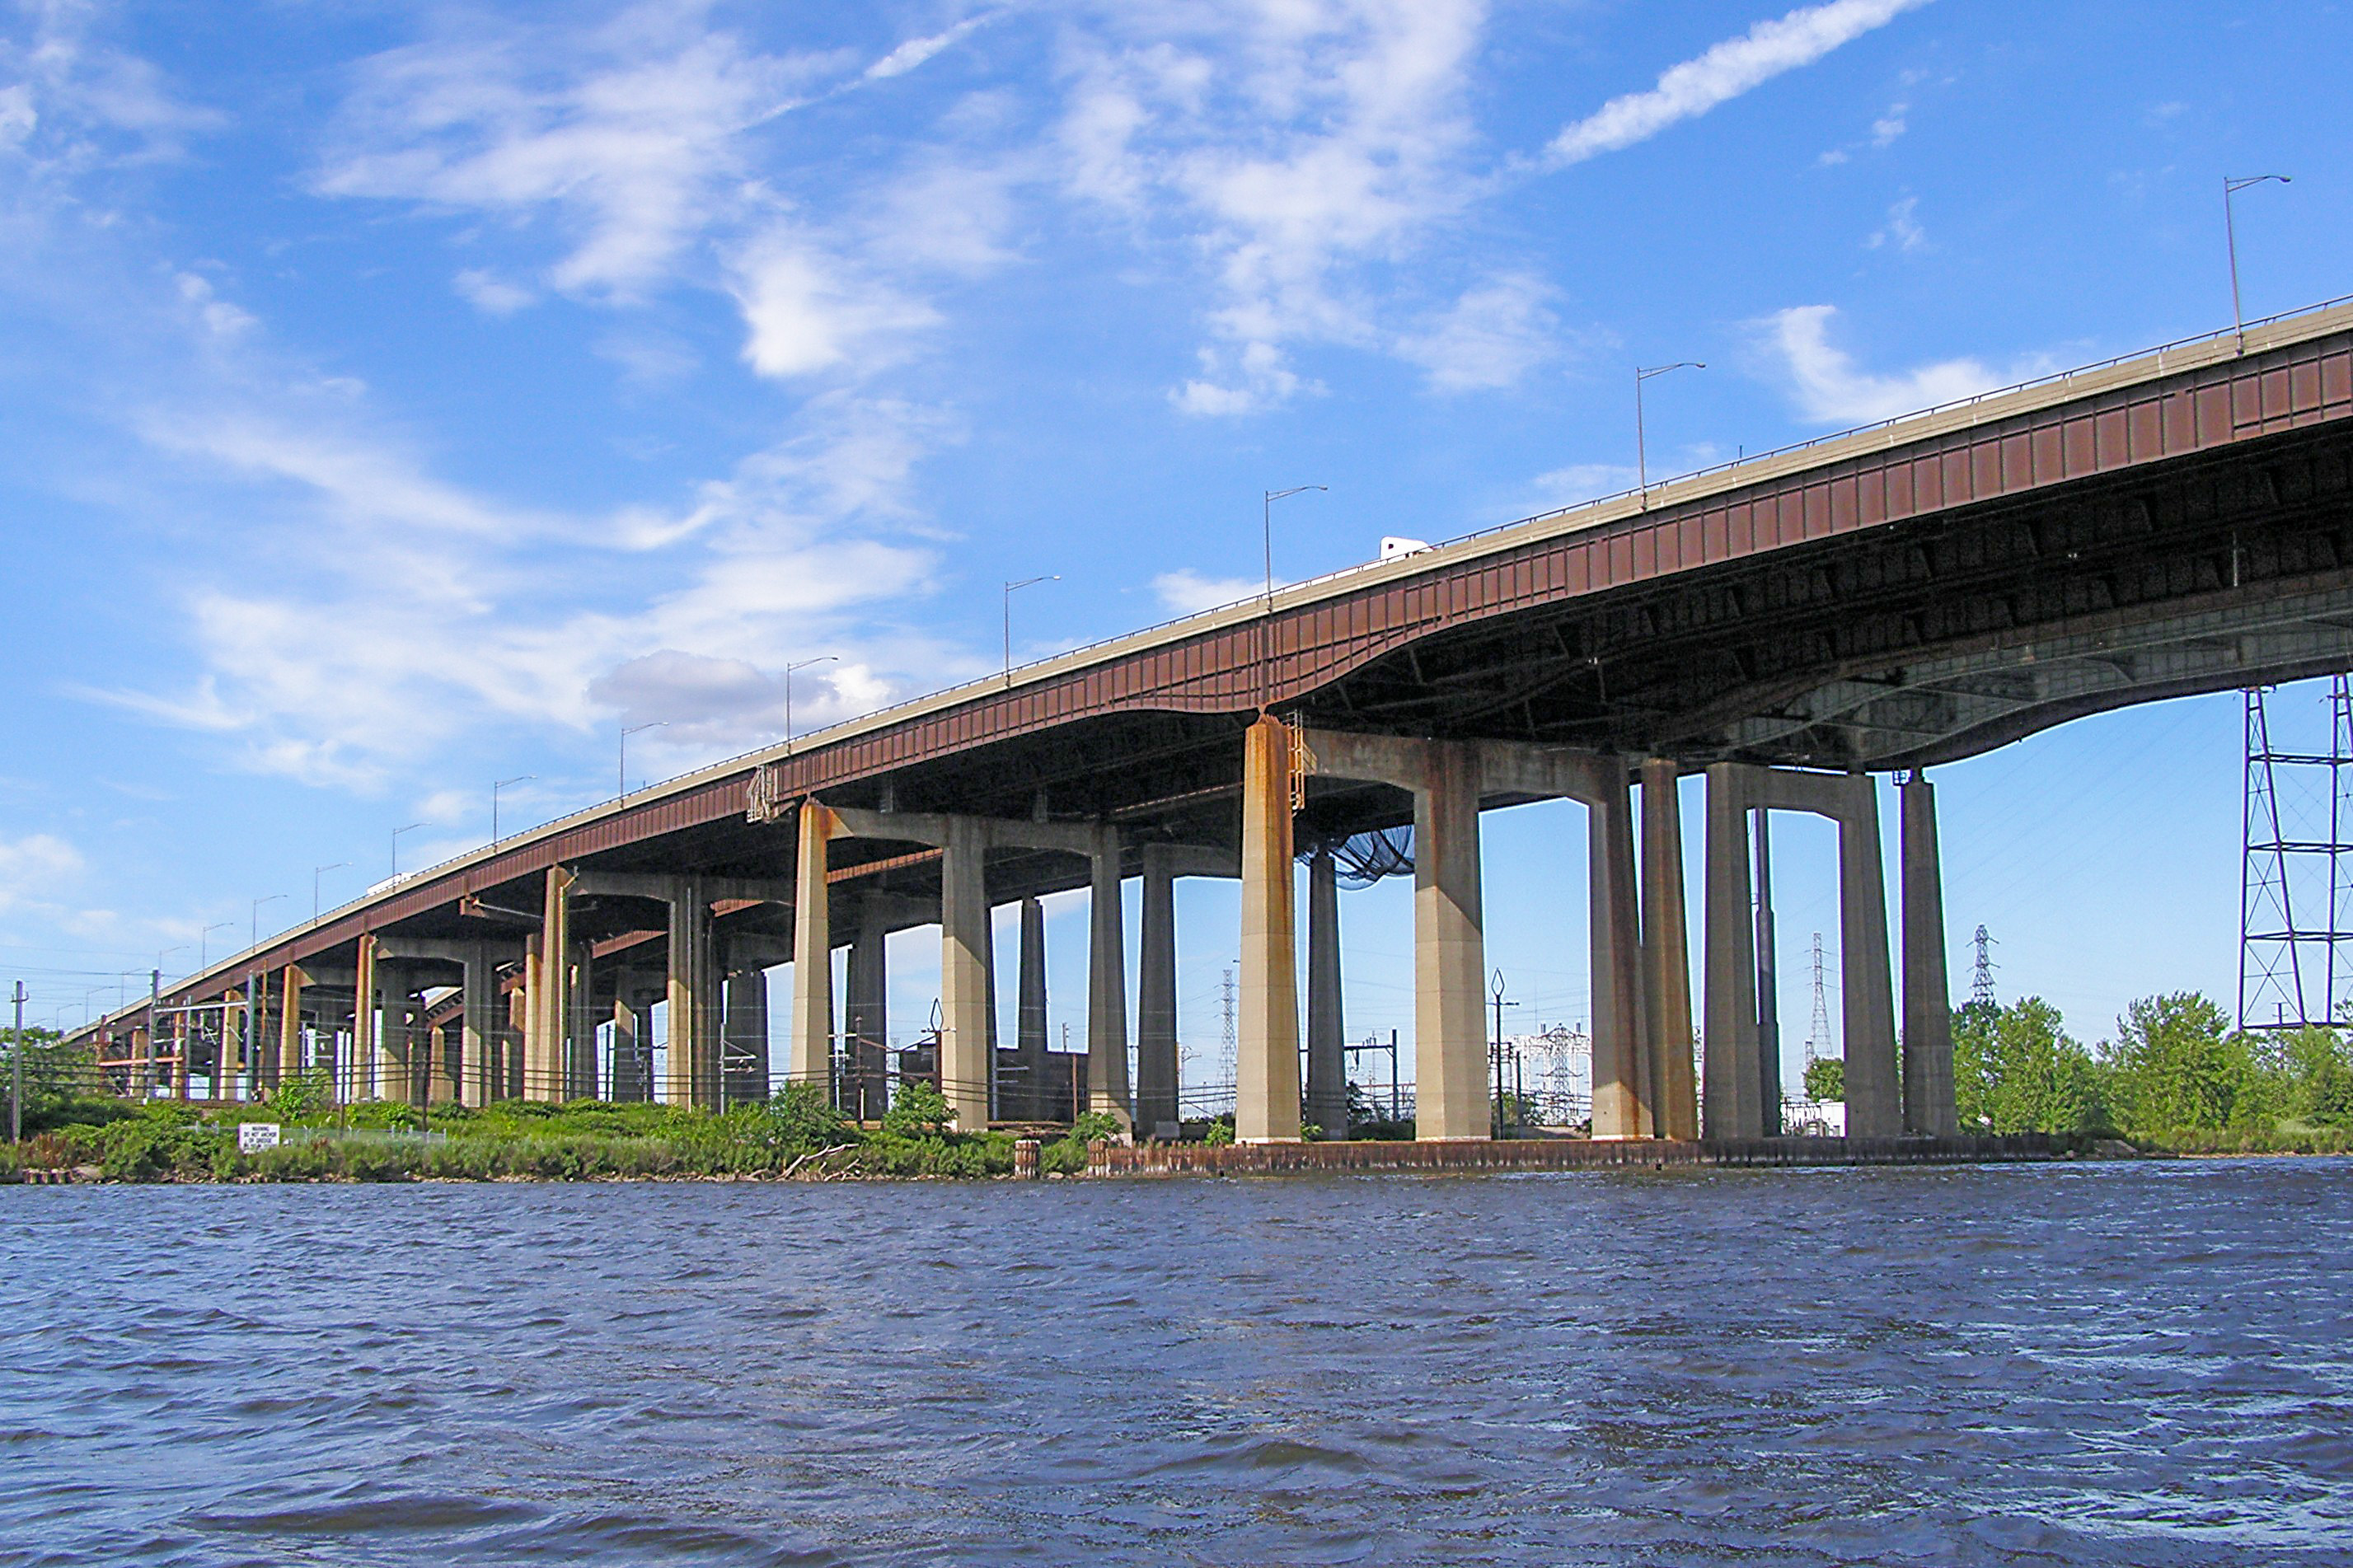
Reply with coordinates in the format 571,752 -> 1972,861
1900,774 -> 1958,1135
940,818 -> 993,1130
845,896 -> 889,1121
1013,895 -> 1048,1119
1236,715 -> 1303,1143
1086,825 -> 1132,1130
1304,847 -> 1346,1140
667,876 -> 721,1108
790,801 -> 837,1099
1587,770 -> 1651,1139
353,934 -> 380,1102
1414,741 -> 1489,1141
1638,759 -> 1699,1141
1136,848 -> 1179,1136
1699,765 -> 1900,1139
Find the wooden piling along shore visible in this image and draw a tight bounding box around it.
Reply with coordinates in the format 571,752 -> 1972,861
1087,1133 -> 2088,1177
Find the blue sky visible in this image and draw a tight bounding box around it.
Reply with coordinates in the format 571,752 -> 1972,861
1,0 -> 2346,1086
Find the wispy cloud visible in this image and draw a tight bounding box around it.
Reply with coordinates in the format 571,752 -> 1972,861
1151,568 -> 1265,615
1396,274 -> 1563,393
864,14 -> 996,82
1866,194 -> 1925,252
1063,0 -> 1488,415
1755,304 -> 2052,424
315,7 -> 832,300
1543,0 -> 1929,168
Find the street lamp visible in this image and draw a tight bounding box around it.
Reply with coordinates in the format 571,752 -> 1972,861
251,893 -> 285,952
492,776 -> 534,843
199,922 -> 232,970
1003,577 -> 1058,686
619,722 -> 666,798
312,864 -> 348,921
1489,968 -> 1521,1138
783,656 -> 838,750
1635,362 -> 1705,503
390,823 -> 425,878
156,944 -> 185,985
1263,485 -> 1327,608
2224,174 -> 2291,353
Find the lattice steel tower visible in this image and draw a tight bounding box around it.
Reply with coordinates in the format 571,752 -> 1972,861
2239,677 -> 2353,1029
1804,932 -> 1833,1065
1971,925 -> 1999,1009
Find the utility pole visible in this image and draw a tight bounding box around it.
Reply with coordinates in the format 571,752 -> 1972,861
10,980 -> 24,1143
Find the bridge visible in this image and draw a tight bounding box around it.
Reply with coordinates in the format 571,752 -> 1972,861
73,297 -> 2353,1146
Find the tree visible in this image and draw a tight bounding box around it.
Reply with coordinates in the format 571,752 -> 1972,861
2102,992 -> 2252,1134
1953,997 -> 2107,1134
1802,1056 -> 1844,1103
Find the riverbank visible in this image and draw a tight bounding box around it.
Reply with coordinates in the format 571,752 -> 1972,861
8,1087 -> 2349,1184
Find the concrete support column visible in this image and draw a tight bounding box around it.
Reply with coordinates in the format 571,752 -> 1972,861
1236,714 -> 1302,1144
1415,742 -> 1489,1141
1304,847 -> 1347,1140
1702,764 -> 1764,1140
666,877 -> 719,1109
1754,812 -> 1783,1136
354,933 -> 380,1102
1087,828 -> 1132,1126
459,945 -> 496,1107
610,990 -> 646,1104
1589,766 -> 1651,1138
724,966 -> 770,1104
790,802 -> 837,1097
1900,774 -> 1958,1135
1838,775 -> 1901,1138
376,960 -> 414,1107
939,818 -> 993,1130
218,990 -> 242,1102
846,897 -> 889,1121
566,943 -> 598,1101
171,1014 -> 188,1101
1136,845 -> 1180,1137
1015,896 -> 1048,1119
277,966 -> 307,1090
1638,760 -> 1698,1140
506,984 -> 527,1099
526,868 -> 574,1102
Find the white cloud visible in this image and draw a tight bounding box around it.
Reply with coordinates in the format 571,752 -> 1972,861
0,833 -> 84,911
1866,194 -> 1924,253
865,15 -> 994,82
1172,340 -> 1310,417
316,9 -> 831,300
1755,304 -> 2053,424
1063,0 -> 1488,412
1544,0 -> 1929,168
730,237 -> 940,378
1152,568 -> 1265,615
454,267 -> 534,314
1396,274 -> 1562,392
1529,462 -> 1639,508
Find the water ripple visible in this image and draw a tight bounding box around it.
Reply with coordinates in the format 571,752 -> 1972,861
1,1160 -> 2348,1564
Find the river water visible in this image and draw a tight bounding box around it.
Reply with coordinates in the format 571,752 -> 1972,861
3,1158 -> 2349,1566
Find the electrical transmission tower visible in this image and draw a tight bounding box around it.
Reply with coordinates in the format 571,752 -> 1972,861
1971,925 -> 1999,1009
1218,965 -> 1237,1105
2239,678 -> 2353,1029
1804,933 -> 1832,1064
